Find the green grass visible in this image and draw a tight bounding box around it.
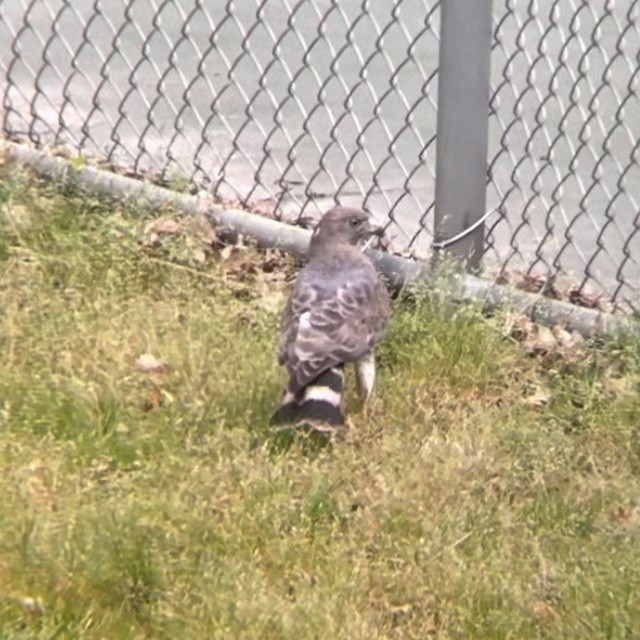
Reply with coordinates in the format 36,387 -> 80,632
1,159 -> 640,639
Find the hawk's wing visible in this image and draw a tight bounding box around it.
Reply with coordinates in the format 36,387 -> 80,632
279,267 -> 389,395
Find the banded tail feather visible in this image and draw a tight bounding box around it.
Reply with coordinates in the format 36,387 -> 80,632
270,366 -> 345,429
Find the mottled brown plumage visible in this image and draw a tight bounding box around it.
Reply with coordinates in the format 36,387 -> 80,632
272,207 -> 391,429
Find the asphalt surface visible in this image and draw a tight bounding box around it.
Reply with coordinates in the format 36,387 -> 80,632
1,0 -> 638,302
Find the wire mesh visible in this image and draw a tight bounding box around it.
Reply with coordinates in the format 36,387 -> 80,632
488,0 -> 640,310
1,0 -> 639,309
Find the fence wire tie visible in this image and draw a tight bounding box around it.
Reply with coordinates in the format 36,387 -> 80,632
431,207 -> 500,250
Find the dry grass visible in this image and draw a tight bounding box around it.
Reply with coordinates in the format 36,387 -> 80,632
1,160 -> 640,639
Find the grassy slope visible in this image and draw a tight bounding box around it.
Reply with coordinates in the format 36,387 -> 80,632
1,161 -> 639,639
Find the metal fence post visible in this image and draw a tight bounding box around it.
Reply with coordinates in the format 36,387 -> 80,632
433,0 -> 493,271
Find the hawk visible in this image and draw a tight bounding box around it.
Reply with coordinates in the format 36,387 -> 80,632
271,206 -> 391,431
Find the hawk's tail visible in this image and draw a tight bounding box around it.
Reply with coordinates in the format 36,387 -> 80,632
271,366 -> 345,429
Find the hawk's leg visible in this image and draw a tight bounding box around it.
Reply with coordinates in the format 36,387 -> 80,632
355,352 -> 376,405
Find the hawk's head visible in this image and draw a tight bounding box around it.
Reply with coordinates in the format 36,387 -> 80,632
311,207 -> 384,248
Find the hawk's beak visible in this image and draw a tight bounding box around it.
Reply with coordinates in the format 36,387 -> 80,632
366,221 -> 385,238
299,215 -> 318,229
369,224 -> 385,237
360,222 -> 386,250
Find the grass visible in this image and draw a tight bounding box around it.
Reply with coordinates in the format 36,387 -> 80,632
1,158 -> 640,639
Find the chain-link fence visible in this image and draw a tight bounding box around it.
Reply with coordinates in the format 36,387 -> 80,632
488,0 -> 640,311
1,0 -> 639,311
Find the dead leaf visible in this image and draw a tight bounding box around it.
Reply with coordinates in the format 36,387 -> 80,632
524,387 -> 552,407
187,213 -> 224,249
219,245 -> 235,262
27,474 -> 55,511
144,217 -> 181,235
522,324 -> 558,355
500,271 -> 561,299
136,353 -> 168,374
191,246 -> 207,264
568,287 -> 604,310
612,505 -> 634,522
52,144 -> 73,159
508,313 -> 584,358
248,196 -> 278,216
532,600 -> 560,624
143,218 -> 181,246
17,597 -> 45,615
143,388 -> 165,412
503,312 -> 533,341
260,250 -> 289,274
388,603 -> 413,619
602,373 -> 640,399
